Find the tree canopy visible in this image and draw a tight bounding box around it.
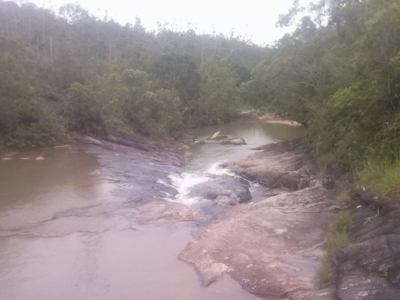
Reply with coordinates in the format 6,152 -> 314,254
0,1 -> 263,148
241,0 -> 400,168
1,0 -> 400,171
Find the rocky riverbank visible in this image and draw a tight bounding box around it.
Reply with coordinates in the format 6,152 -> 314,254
5,129 -> 397,300
179,140 -> 339,299
74,134 -> 342,300
334,189 -> 400,300
182,138 -> 400,300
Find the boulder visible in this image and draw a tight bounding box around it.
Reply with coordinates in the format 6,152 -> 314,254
190,175 -> 252,203
215,196 -> 239,206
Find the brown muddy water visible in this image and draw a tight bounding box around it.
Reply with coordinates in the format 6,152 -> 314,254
0,118 -> 305,300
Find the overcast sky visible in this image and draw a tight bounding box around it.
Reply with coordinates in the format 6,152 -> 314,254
27,0 -> 299,45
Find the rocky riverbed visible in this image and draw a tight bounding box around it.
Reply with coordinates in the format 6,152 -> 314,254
5,118 -> 394,300
0,130 -> 336,300
82,132 -> 400,300
180,140 -> 339,300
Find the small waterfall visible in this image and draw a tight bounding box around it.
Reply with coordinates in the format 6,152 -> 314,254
161,161 -> 234,205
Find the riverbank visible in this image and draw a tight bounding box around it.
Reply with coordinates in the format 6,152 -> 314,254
3,118 -> 375,300
331,187 -> 400,299
0,130 -> 266,300
180,140 -> 339,299
239,110 -> 302,127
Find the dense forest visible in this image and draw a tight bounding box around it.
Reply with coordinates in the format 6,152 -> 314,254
1,0 -> 400,177
243,0 -> 400,172
0,0 -> 263,148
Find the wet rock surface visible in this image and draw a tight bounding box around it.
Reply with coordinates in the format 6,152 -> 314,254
0,122 -> 310,300
190,175 -> 252,203
227,140 -> 317,193
334,188 -> 400,300
180,188 -> 337,299
180,140 -> 339,300
77,134 -> 188,167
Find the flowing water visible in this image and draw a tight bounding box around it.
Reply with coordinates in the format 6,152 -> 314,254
0,118 -> 304,300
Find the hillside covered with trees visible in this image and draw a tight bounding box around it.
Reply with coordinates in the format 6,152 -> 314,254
0,0 -> 263,148
2,0 -> 400,177
242,0 -> 400,172
2,0 -> 400,292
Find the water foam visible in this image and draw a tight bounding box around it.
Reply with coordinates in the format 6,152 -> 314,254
165,172 -> 210,205
206,162 -> 234,176
163,161 -> 234,205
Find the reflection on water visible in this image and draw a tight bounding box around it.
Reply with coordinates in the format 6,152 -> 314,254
0,118 -> 305,300
187,117 -> 305,172
192,117 -> 304,143
0,146 -> 260,300
0,225 -> 258,300
0,148 -> 116,230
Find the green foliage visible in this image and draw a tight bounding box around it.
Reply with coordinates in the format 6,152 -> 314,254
328,82 -> 376,110
338,190 -> 353,205
241,0 -> 400,170
359,157 -> 400,195
152,53 -> 201,103
67,83 -> 104,134
193,65 -> 241,126
0,0 -> 262,149
65,69 -> 183,137
0,55 -> 67,149
318,212 -> 353,287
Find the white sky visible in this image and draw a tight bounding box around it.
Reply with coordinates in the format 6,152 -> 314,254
28,0 -> 300,45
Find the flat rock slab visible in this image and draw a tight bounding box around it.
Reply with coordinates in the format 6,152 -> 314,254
134,201 -> 203,224
180,186 -> 337,299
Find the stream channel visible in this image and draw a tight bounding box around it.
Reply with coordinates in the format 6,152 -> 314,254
0,118 -> 304,300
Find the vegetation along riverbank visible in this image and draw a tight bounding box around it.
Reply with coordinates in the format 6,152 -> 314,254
1,0 -> 400,299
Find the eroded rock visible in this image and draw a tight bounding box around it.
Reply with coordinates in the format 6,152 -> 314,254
180,186 -> 337,298
190,175 -> 252,203
338,275 -> 400,300
335,188 -> 400,299
227,140 -> 315,191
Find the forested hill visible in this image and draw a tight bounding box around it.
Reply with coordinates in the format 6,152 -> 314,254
242,0 -> 400,170
2,0 -> 400,178
0,1 -> 264,149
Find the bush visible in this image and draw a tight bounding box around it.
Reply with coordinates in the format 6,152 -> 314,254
359,157 -> 400,195
0,55 -> 68,149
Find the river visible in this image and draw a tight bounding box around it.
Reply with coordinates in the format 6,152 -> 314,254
0,118 -> 304,300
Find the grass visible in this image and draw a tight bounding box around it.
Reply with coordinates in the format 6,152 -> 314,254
358,157 -> 400,195
318,211 -> 353,288
338,189 -> 353,204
